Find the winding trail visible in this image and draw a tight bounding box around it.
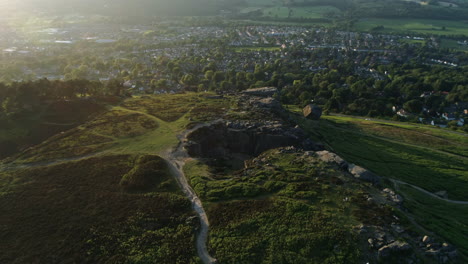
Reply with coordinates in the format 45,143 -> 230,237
160,121 -> 221,264
389,178 -> 468,205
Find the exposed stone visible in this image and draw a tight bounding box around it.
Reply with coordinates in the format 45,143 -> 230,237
441,243 -> 455,252
356,224 -> 367,234
315,150 -> 348,170
348,164 -> 381,184
303,104 -> 322,120
378,241 -> 412,258
424,249 -> 440,257
427,243 -> 441,250
374,230 -> 386,241
392,194 -> 404,204
242,87 -> 278,97
383,188 -> 404,204
368,238 -> 375,248
185,121 -> 308,159
422,235 -> 433,244
391,224 -> 405,234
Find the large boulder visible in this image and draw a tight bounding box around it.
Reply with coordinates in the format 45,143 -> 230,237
303,104 -> 322,120
348,164 -> 381,184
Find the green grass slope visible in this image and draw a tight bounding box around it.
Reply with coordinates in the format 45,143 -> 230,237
0,92 -> 229,263
294,113 -> 468,261
0,154 -> 197,264
185,149 -> 412,263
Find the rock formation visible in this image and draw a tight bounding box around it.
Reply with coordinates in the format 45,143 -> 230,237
303,104 -> 322,120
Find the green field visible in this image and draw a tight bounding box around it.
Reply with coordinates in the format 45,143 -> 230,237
355,18 -> 468,36
300,115 -> 468,199
293,112 -> 468,261
399,184 -> 468,259
254,6 -> 341,19
441,38 -> 468,51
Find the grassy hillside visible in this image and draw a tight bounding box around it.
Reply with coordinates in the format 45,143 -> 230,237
1,93 -> 465,262
22,0 -> 223,16
6,93 -> 228,165
185,150 -> 395,263
0,154 -> 197,263
292,112 -> 468,261
0,99 -> 107,159
0,93 -> 229,263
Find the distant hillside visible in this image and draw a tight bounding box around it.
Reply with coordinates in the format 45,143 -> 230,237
13,0 -> 468,21
239,0 -> 468,21
23,0 -> 223,16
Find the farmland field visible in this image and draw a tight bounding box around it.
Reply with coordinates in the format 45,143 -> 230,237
354,18 -> 468,36
251,6 -> 341,19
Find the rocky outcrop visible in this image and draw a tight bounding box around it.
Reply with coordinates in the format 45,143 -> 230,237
185,120 -> 315,159
303,104 -> 322,120
241,87 -> 278,97
248,97 -> 282,112
419,236 -> 458,263
383,188 -> 404,205
313,150 -> 348,170
348,164 -> 381,184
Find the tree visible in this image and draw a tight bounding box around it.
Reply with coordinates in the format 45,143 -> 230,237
403,99 -> 423,113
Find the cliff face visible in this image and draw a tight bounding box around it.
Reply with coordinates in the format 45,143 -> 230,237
185,120 -> 311,158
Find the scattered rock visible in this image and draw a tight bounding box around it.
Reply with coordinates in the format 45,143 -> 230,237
424,249 -> 440,257
441,243 -> 455,252
315,150 -> 348,170
391,224 -> 405,234
242,87 -> 278,97
427,243 -> 441,250
374,230 -> 386,241
348,164 -> 381,184
354,224 -> 368,234
383,188 -> 404,204
368,238 -> 375,248
378,241 -> 411,258
422,235 -> 433,244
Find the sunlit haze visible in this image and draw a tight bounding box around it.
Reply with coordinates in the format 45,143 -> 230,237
0,0 -> 467,263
